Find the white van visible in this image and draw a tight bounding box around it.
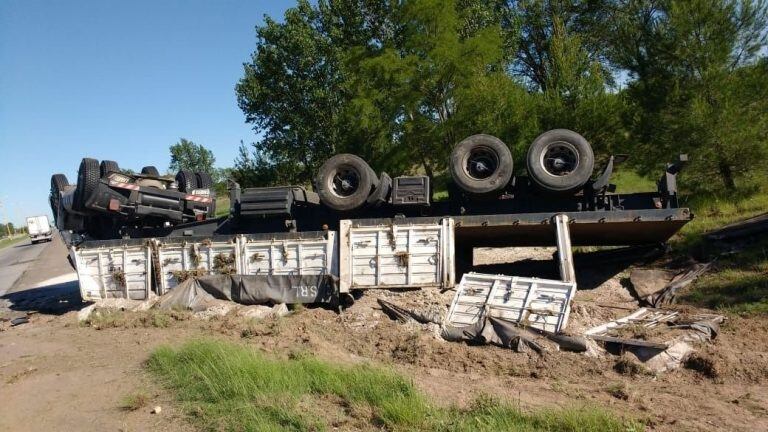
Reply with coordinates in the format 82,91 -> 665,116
26,215 -> 52,244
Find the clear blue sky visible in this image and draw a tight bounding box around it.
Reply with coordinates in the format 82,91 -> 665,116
0,0 -> 293,225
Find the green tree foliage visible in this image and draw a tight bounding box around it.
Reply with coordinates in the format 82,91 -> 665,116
169,138 -> 216,174
235,0 -> 767,194
611,0 -> 768,191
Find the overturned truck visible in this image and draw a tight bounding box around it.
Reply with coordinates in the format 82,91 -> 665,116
51,129 -> 693,328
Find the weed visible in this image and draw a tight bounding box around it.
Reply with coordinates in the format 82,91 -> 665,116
188,245 -> 201,268
110,267 -> 126,287
85,308 -> 190,330
171,268 -> 208,283
213,253 -> 236,274
614,355 -> 650,377
120,391 -> 150,411
606,383 -> 630,401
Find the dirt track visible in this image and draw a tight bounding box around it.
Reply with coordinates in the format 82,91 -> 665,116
1,242 -> 767,431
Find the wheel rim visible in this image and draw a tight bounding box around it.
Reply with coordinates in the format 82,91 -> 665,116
329,164 -> 361,198
463,146 -> 499,180
541,141 -> 579,177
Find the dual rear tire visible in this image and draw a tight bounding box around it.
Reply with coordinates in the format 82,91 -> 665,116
449,129 -> 594,196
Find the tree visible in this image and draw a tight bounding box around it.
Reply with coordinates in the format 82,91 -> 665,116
236,0 -> 349,185
610,0 -> 768,191
169,138 -> 216,174
344,0 -> 518,177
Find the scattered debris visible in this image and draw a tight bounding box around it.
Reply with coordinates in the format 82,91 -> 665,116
442,315 -> 551,354
649,263 -> 712,306
629,268 -> 677,301
377,299 -> 440,325
10,316 -> 29,326
629,264 -> 712,306
705,212 -> 768,241
585,307 -> 724,373
151,406 -> 162,414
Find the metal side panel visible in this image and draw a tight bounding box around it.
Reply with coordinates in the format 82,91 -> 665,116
445,272 -> 576,333
73,242 -> 152,301
239,232 -> 336,276
156,236 -> 240,295
340,218 -> 453,290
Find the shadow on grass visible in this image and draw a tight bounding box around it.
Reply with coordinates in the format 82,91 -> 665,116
679,272 -> 768,315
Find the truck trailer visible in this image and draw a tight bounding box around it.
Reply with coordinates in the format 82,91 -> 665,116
50,129 -> 694,305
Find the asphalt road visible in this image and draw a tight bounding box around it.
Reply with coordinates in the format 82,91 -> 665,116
0,238 -> 49,296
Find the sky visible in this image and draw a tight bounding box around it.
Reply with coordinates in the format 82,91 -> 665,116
0,0 -> 294,226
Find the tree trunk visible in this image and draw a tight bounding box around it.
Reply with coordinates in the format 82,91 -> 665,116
422,159 -> 434,179
718,161 -> 736,190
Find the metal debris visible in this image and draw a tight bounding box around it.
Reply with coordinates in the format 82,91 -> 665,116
445,272 -> 577,333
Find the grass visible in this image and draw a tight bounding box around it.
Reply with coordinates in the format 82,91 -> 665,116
603,169 -> 768,316
667,179 -> 768,316
610,170 -> 657,193
215,196 -> 230,218
678,240 -> 768,315
148,339 -> 641,432
0,235 -> 26,250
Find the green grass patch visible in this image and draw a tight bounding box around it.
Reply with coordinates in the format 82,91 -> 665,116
665,179 -> 768,316
678,237 -> 768,315
677,189 -> 768,246
215,196 -> 230,218
610,170 -> 657,194
0,235 -> 26,250
148,339 -> 641,431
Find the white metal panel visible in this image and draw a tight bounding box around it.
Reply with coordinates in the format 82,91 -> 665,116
239,232 -> 336,276
340,218 -> 454,291
445,272 -> 576,333
156,238 -> 239,295
73,243 -> 152,301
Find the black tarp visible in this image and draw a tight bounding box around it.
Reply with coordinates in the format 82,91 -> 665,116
157,274 -> 338,310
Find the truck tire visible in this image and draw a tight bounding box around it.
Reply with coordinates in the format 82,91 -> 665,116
50,174 -> 69,220
141,166 -> 160,176
449,134 -> 513,195
195,172 -> 213,189
366,172 -> 392,207
175,170 -> 196,192
73,158 -> 100,211
316,154 -> 379,212
526,129 -> 594,194
99,160 -> 119,178
51,174 -> 69,194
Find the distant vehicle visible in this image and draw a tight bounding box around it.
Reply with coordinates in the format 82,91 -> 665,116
26,215 -> 52,243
